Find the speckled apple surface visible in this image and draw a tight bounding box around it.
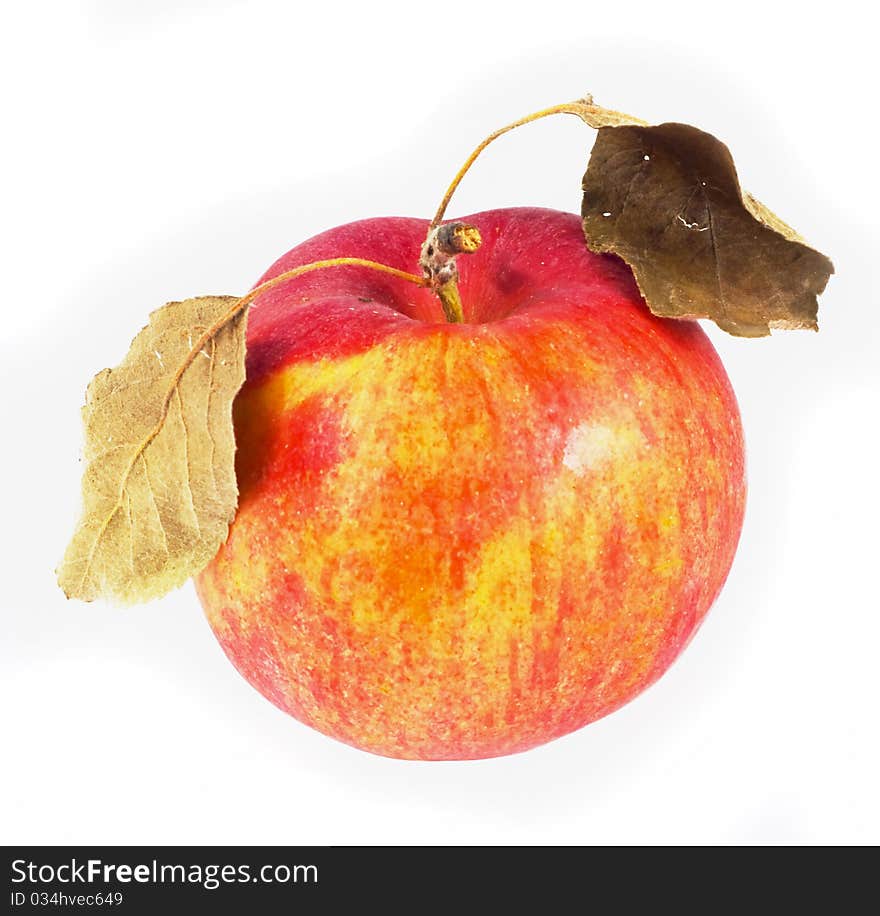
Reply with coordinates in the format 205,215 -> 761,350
195,208 -> 746,760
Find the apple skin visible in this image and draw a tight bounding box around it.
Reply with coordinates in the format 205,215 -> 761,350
195,207 -> 746,760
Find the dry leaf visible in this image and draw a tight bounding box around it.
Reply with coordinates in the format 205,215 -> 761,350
57,296 -> 247,603
561,96 -> 648,130
577,109 -> 833,336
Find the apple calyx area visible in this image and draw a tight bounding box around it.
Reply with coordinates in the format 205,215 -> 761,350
418,222 -> 482,323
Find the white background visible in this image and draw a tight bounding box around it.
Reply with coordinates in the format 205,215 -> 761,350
2,0 -> 877,846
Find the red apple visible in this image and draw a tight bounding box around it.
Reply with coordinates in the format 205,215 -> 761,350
195,207 -> 746,760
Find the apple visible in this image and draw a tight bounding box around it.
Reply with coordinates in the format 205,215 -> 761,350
194,207 -> 746,760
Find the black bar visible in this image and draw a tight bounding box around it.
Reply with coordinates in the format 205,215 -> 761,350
5,846 -> 865,912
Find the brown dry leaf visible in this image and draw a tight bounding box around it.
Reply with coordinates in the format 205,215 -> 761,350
577,106 -> 833,336
57,296 -> 247,603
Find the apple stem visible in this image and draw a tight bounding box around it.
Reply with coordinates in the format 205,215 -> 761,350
193,258 -> 430,357
242,257 -> 428,305
429,99 -> 597,229
418,222 -> 481,323
239,257 -> 429,319
421,98 -> 604,322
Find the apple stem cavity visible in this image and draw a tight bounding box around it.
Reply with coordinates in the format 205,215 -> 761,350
419,222 -> 482,323
421,98 -> 605,323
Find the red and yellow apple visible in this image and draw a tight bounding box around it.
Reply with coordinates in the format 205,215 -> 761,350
195,207 -> 746,760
